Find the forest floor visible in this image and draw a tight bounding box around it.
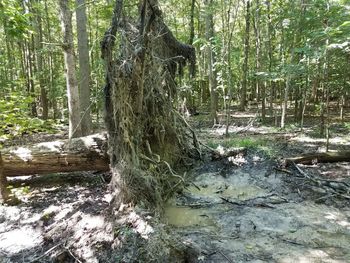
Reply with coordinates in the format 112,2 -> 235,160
0,108 -> 350,262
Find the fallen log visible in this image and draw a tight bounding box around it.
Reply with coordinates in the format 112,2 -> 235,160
285,151 -> 350,165
0,133 -> 110,203
1,133 -> 109,177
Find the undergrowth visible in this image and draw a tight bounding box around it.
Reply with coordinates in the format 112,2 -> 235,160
207,136 -> 278,158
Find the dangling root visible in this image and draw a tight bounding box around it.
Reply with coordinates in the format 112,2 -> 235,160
101,0 -> 199,208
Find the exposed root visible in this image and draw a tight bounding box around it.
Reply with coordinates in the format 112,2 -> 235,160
102,0 -> 199,208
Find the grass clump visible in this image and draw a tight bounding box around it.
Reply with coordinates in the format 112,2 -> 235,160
207,137 -> 268,149
207,136 -> 278,158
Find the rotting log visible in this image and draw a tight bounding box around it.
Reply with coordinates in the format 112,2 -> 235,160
1,133 -> 109,177
285,151 -> 350,165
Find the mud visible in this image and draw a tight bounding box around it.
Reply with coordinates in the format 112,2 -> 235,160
164,164 -> 350,262
164,128 -> 350,263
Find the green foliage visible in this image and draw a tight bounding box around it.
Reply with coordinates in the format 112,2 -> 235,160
0,93 -> 56,140
0,0 -> 31,39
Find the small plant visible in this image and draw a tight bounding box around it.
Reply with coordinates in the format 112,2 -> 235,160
41,211 -> 55,222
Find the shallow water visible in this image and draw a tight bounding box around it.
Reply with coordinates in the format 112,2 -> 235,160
164,205 -> 218,230
185,184 -> 264,200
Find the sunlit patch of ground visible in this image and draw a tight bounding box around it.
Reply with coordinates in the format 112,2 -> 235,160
0,172 -> 116,262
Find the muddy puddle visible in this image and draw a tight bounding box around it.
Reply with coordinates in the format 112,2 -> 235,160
164,161 -> 350,262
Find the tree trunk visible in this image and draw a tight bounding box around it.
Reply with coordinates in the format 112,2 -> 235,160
44,0 -> 54,119
240,0 -> 250,111
76,0 -> 92,135
35,1 -> 49,120
253,0 -> 261,103
189,0 -> 195,45
266,0 -> 273,118
205,0 -> 218,124
281,75 -> 290,129
59,0 -> 82,139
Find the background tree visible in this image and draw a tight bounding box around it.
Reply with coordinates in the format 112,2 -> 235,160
76,0 -> 92,135
59,0 -> 82,138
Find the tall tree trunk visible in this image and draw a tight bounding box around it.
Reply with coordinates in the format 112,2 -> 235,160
253,0 -> 263,119
205,0 -> 218,124
320,1 -> 330,137
281,74 -> 291,129
34,1 -> 49,120
266,0 -> 274,118
76,0 -> 92,135
240,0 -> 250,111
189,0 -> 195,45
59,0 -> 82,139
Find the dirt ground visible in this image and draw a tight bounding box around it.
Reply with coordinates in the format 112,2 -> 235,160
0,110 -> 350,262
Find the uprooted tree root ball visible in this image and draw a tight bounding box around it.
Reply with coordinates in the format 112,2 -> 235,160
101,0 -> 199,208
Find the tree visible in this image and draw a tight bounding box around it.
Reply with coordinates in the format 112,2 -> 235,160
239,0 -> 251,111
76,0 -> 92,135
101,0 -> 198,207
205,0 -> 218,124
59,0 -> 82,139
33,0 -> 49,120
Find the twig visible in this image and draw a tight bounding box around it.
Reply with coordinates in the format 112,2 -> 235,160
220,196 -> 243,206
190,181 -> 201,191
30,242 -> 63,263
67,248 -> 83,263
274,167 -> 293,175
281,238 -> 304,246
218,250 -> 234,263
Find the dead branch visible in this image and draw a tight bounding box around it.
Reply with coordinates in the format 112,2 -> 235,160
285,151 -> 350,165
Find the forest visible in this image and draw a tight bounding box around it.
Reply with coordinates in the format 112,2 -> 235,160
0,0 -> 350,262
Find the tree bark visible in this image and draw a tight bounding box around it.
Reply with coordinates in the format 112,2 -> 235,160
59,0 -> 82,139
76,0 -> 92,135
1,133 -> 109,177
